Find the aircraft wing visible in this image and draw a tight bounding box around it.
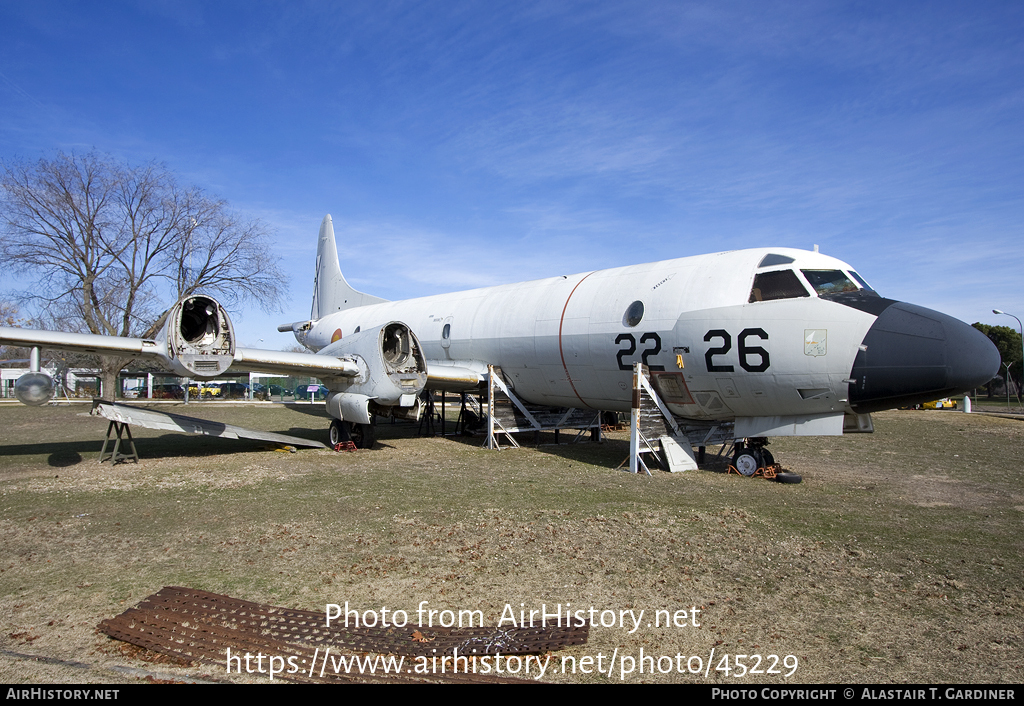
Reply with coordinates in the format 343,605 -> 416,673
231,347 -> 359,377
0,325 -> 360,378
425,362 -> 486,390
1,295 -> 429,420
0,326 -> 160,357
92,401 -> 328,448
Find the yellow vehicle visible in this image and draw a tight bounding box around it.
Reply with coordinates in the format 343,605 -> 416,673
200,383 -> 222,398
183,383 -> 222,398
920,398 -> 957,410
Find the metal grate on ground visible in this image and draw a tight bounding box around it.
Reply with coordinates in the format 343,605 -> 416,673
99,586 -> 590,684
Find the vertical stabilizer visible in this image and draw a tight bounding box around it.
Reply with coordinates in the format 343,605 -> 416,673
311,214 -> 388,319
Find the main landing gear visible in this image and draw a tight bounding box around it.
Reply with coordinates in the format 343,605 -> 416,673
329,419 -> 377,450
730,438 -> 801,483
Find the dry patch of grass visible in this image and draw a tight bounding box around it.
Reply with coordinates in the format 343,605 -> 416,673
0,404 -> 1021,683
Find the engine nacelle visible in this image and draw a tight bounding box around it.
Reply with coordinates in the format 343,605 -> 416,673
160,295 -> 236,378
319,321 -> 428,423
14,371 -> 55,406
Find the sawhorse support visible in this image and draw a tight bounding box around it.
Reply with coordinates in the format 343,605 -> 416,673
98,420 -> 139,464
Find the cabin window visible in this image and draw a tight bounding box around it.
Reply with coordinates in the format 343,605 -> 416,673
624,301 -> 644,327
801,270 -> 859,296
442,323 -> 451,339
748,270 -> 810,303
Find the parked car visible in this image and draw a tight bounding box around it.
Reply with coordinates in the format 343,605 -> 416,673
293,383 -> 328,401
151,383 -> 184,399
218,382 -> 250,399
920,398 -> 957,410
199,383 -> 222,398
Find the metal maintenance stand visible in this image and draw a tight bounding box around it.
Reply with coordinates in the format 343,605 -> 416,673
619,362 -> 733,474
482,365 -> 603,450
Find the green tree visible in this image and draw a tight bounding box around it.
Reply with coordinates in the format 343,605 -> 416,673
972,323 -> 1022,398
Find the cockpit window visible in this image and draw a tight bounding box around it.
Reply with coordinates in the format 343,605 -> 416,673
801,270 -> 859,296
757,253 -> 795,268
848,271 -> 875,292
749,270 -> 810,303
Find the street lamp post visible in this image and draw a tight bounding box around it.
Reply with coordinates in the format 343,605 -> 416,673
993,309 -> 1023,412
1004,363 -> 1012,410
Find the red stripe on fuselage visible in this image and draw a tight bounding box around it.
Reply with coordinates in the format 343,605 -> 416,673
558,272 -> 595,408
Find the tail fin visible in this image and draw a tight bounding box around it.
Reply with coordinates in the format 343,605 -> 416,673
311,214 -> 388,319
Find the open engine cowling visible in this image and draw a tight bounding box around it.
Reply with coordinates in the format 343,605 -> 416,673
161,295 -> 236,378
11,295 -> 236,404
317,321 -> 428,424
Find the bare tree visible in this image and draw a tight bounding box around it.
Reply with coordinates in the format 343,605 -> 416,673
0,151 -> 285,398
0,301 -> 16,327
0,301 -> 23,362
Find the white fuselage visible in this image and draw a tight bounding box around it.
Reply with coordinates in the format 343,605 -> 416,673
301,247 -> 877,424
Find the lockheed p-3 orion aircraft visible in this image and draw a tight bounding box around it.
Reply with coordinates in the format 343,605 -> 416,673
2,214 -> 1000,471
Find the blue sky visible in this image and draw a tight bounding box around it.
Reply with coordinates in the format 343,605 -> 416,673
2,1 -> 1022,347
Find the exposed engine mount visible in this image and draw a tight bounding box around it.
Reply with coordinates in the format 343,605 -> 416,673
163,295 -> 236,378
8,295 -> 236,404
318,321 -> 428,424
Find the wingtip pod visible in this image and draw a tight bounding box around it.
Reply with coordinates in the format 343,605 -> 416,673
310,213 -> 388,321
14,372 -> 54,406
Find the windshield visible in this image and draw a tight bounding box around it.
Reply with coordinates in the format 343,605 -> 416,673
749,270 -> 810,303
848,271 -> 876,292
801,270 -> 859,296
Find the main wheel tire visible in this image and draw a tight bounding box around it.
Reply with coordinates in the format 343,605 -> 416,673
329,419 -> 348,446
350,422 -> 376,450
733,449 -> 761,476
761,448 -> 775,466
774,471 -> 802,484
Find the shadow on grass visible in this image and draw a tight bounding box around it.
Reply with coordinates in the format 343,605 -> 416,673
0,430 -> 331,466
277,402 -> 332,418
377,421 -> 638,469
48,450 -> 84,467
386,422 -> 742,475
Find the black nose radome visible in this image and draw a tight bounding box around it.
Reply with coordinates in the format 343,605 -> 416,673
848,302 -> 1001,414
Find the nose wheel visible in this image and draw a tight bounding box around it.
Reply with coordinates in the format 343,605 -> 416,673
730,440 -> 799,483
732,447 -> 761,476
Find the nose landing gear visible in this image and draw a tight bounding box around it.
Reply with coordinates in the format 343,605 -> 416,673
730,439 -> 801,483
